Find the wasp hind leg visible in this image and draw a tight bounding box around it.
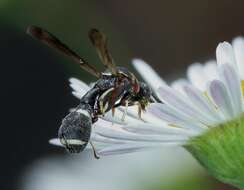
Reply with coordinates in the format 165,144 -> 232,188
90,142 -> 100,159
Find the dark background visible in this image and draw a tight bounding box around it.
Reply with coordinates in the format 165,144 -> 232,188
1,0 -> 244,189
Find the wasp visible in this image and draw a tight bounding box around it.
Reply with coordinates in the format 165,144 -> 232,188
27,26 -> 153,158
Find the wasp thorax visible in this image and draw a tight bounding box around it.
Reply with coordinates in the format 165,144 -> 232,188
58,110 -> 92,153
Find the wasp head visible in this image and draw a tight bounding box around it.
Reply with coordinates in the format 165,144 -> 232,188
137,82 -> 153,110
58,110 -> 92,153
127,82 -> 153,110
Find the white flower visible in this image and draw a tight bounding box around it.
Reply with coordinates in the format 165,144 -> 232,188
50,37 -> 244,157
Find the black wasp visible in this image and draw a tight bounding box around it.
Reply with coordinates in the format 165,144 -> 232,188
27,26 -> 153,158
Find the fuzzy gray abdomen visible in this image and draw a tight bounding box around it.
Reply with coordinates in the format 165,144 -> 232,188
58,109 -> 92,153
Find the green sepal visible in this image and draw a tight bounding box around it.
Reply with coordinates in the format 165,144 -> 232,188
185,115 -> 244,188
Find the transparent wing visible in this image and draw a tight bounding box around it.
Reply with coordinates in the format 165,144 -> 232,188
89,29 -> 118,75
27,26 -> 101,78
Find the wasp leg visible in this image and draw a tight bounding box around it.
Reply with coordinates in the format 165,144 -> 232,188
137,103 -> 142,119
112,107 -> 116,117
90,142 -> 100,159
121,101 -> 129,121
109,86 -> 120,117
99,100 -> 105,116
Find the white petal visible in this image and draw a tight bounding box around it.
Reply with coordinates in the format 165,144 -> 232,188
187,63 -> 207,91
232,37 -> 244,79
102,113 -> 126,125
69,108 -> 76,112
147,103 -> 206,133
94,124 -> 189,143
99,144 -> 152,156
203,60 -> 218,81
94,119 -> 118,129
157,86 -> 213,126
207,80 -> 234,119
69,78 -> 90,91
49,138 -> 63,147
216,42 -> 237,70
123,122 -> 197,136
71,91 -> 84,99
118,105 -> 167,126
132,59 -> 167,93
98,142 -> 183,156
170,78 -> 189,95
69,78 -> 90,99
91,133 -> 126,144
103,108 -> 144,125
218,64 -> 242,115
70,85 -> 88,98
183,84 -> 222,123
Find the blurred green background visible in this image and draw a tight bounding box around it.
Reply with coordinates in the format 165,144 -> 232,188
1,0 -> 243,190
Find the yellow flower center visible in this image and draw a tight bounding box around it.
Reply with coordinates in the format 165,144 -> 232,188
241,80 -> 244,96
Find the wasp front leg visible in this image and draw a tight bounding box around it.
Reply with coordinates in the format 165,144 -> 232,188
117,98 -> 143,120
110,87 -> 120,117
107,80 -> 131,118
121,100 -> 129,121
137,102 -> 142,119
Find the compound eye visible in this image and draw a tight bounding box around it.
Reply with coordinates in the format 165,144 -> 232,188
133,77 -> 140,93
134,84 -> 140,93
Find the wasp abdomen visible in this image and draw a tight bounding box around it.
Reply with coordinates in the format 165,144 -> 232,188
58,108 -> 92,153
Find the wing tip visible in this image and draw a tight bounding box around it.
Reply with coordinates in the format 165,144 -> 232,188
26,25 -> 44,39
